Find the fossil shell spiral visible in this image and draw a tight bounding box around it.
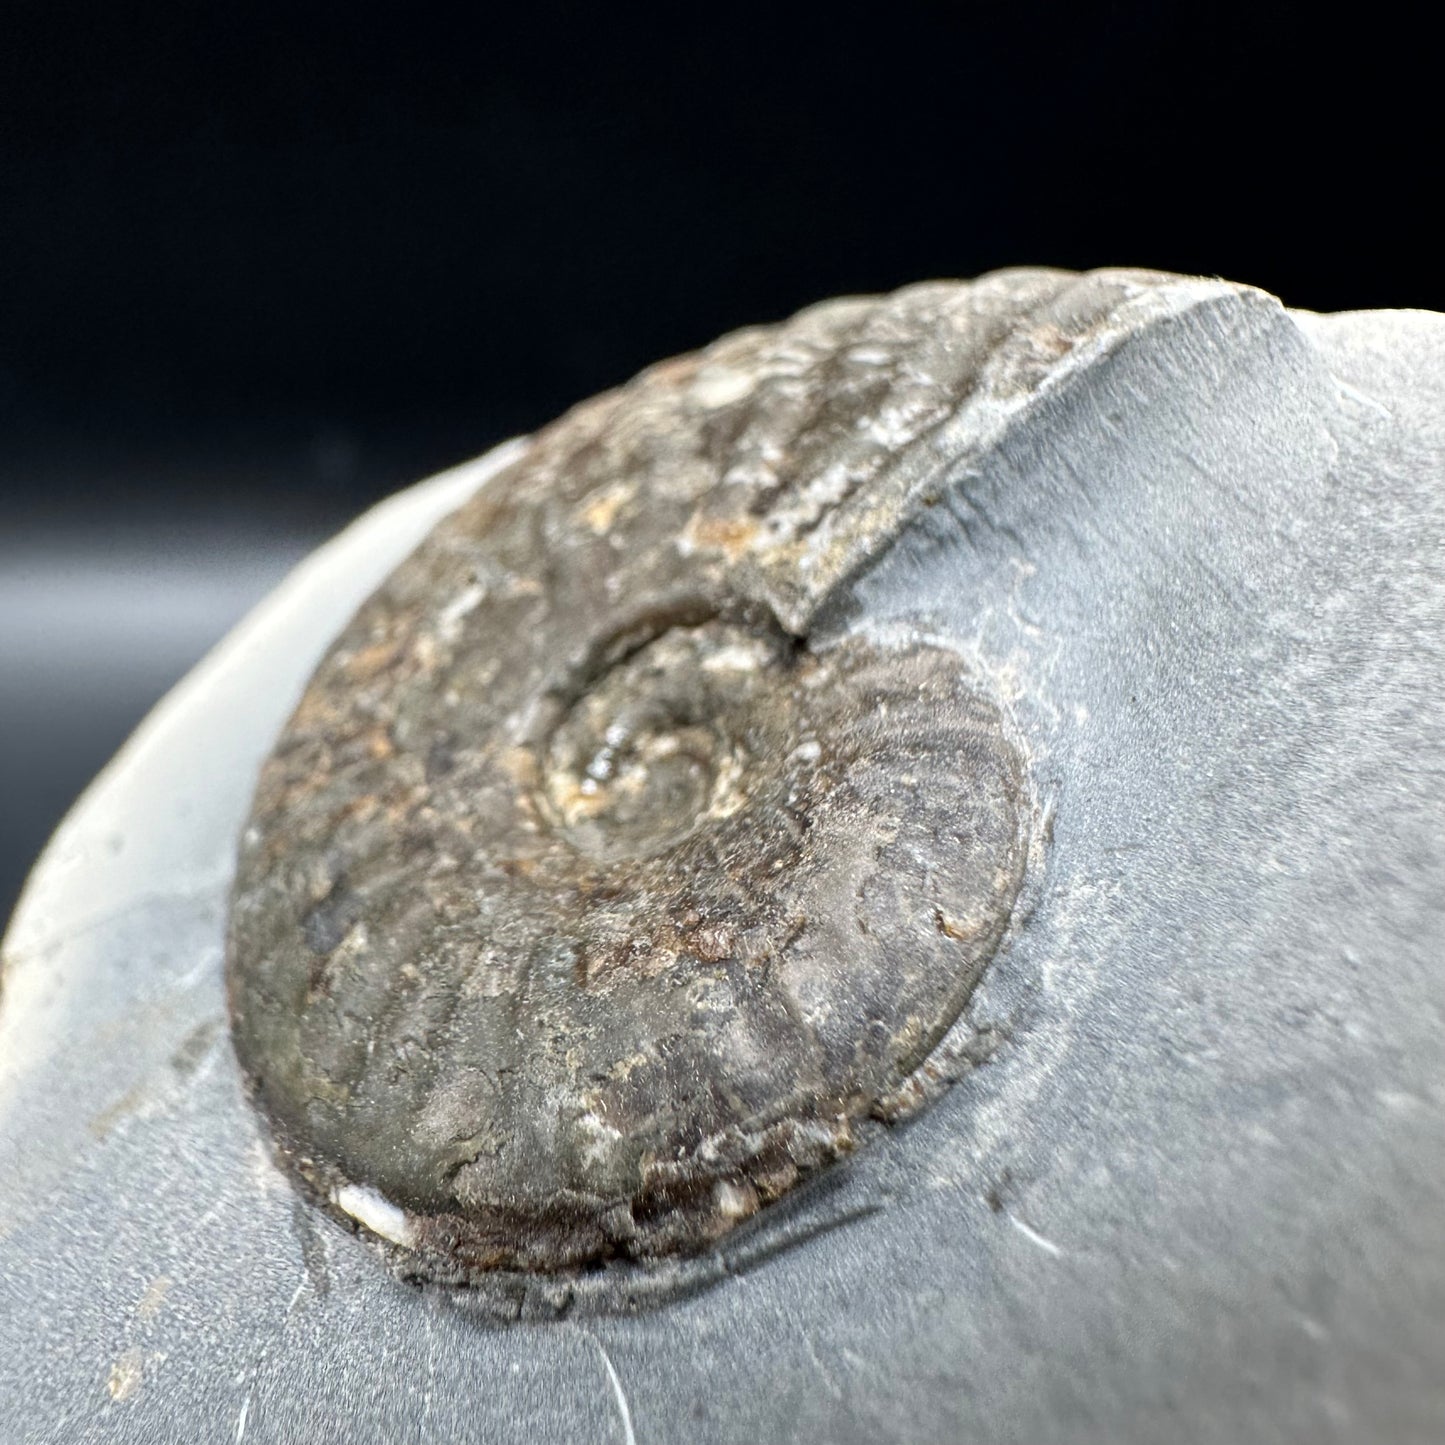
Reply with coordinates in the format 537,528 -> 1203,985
217,270 -> 1175,1285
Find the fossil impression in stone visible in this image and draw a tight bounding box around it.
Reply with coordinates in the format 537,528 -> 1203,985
217,270 -> 1188,1282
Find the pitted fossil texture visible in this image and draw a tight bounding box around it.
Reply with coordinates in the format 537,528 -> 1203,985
216,268 -> 1185,1281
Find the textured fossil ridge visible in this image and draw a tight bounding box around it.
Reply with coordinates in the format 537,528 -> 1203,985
225,267 -> 1191,1283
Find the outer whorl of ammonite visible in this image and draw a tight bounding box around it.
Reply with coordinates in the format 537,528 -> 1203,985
223,268 -> 1156,1283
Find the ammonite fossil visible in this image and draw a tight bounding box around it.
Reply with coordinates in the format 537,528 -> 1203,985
8,256 -> 1442,1440
224,269 -> 1172,1286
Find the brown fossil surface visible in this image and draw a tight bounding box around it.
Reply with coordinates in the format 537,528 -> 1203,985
223,268 -> 1168,1281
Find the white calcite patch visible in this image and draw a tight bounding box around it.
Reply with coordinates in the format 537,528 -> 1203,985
333,1183 -> 417,1248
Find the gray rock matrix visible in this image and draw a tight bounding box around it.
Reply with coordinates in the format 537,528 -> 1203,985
2,269 -> 1442,1442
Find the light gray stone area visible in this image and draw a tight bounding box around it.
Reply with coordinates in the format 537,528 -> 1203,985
2,278 -> 1442,1442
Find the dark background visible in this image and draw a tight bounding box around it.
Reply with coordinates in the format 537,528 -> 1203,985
1,3 -> 1435,930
